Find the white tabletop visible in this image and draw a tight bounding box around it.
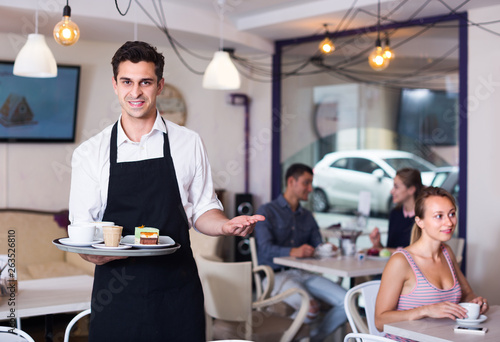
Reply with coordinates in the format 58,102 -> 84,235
273,255 -> 388,278
0,275 -> 93,320
384,305 -> 500,342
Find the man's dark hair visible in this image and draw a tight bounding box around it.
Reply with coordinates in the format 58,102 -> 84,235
285,163 -> 313,182
111,41 -> 165,83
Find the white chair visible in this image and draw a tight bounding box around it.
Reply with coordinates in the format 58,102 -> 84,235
0,326 -> 35,342
63,308 -> 91,342
196,254 -> 310,342
344,280 -> 383,336
344,332 -> 393,342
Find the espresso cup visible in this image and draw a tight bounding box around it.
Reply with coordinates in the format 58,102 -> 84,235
93,221 -> 115,240
103,226 -> 123,247
459,302 -> 480,320
68,223 -> 96,243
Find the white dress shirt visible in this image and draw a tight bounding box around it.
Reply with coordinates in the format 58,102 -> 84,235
69,112 -> 223,229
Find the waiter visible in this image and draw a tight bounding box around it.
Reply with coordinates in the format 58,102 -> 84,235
69,41 -> 264,341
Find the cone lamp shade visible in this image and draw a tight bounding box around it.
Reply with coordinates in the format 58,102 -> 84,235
203,51 -> 241,90
13,34 -> 57,78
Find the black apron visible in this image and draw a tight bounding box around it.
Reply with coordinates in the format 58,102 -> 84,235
88,122 -> 205,341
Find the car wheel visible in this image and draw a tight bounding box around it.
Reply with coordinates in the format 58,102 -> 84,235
312,188 -> 329,212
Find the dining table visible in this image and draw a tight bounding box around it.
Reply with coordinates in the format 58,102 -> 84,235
0,275 -> 93,342
273,253 -> 389,286
384,305 -> 500,342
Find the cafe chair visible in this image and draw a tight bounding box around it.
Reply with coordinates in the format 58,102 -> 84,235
249,237 -> 295,317
0,326 -> 35,342
344,280 -> 384,336
196,254 -> 310,342
344,332 -> 393,342
63,308 -> 91,342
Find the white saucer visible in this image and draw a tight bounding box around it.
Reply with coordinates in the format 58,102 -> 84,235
59,238 -> 103,247
315,250 -> 337,258
121,235 -> 176,249
91,243 -> 132,250
456,314 -> 487,325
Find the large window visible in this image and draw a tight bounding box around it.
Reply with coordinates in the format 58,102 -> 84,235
272,14 -> 467,249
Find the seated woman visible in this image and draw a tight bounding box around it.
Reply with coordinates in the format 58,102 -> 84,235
370,168 -> 423,254
375,187 -> 488,341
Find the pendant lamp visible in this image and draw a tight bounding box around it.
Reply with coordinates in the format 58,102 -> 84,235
319,24 -> 335,55
53,0 -> 80,46
13,6 -> 57,78
202,0 -> 241,90
368,0 -> 390,71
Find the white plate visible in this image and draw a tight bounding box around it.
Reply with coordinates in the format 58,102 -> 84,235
59,238 -> 103,247
121,235 -> 175,249
456,315 -> 487,325
92,243 -> 132,250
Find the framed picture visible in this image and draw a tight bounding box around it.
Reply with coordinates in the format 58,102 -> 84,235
0,61 -> 80,143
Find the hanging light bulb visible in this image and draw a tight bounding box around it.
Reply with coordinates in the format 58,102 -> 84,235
369,38 -> 389,71
14,4 -> 57,78
368,0 -> 390,71
319,24 -> 335,55
53,0 -> 80,46
203,0 -> 241,90
383,32 -> 395,60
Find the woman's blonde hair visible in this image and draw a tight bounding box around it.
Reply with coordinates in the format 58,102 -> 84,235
410,186 -> 457,244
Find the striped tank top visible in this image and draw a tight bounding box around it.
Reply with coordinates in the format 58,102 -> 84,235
385,244 -> 462,342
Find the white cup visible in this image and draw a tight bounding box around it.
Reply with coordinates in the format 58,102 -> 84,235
68,223 -> 96,243
92,221 -> 115,240
318,243 -> 333,252
459,302 -> 480,320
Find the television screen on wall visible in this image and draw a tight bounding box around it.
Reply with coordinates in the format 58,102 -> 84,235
0,61 -> 80,142
397,88 -> 458,146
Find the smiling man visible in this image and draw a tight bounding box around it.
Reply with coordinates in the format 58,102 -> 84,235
69,41 -> 264,342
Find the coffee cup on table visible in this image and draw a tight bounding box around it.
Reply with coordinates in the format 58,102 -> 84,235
68,223 -> 96,243
93,221 -> 115,240
459,302 -> 480,320
103,226 -> 123,247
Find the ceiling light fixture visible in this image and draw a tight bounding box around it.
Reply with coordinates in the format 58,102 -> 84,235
53,0 -> 80,46
202,0 -> 241,90
319,24 -> 335,55
383,32 -> 395,61
368,0 -> 390,71
14,5 -> 57,78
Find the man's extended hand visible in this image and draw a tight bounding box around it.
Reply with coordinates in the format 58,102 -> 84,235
221,214 -> 265,237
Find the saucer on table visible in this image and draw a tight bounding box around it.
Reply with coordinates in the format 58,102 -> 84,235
456,314 -> 487,325
59,238 -> 103,247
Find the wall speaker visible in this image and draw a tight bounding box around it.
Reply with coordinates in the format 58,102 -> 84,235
234,193 -> 253,261
235,193 -> 254,216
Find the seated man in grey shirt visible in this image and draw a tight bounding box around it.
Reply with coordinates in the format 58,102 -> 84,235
254,163 -> 347,342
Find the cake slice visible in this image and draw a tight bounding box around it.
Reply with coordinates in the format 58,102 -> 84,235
134,227 -> 160,245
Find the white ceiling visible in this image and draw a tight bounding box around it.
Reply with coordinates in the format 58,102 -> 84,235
0,0 -> 498,54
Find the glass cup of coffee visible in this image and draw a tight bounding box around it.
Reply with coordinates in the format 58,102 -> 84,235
103,226 -> 123,247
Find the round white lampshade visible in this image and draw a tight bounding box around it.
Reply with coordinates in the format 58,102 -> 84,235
203,51 -> 241,90
13,34 -> 57,78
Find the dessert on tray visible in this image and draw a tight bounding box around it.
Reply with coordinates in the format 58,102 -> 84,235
135,226 -> 160,245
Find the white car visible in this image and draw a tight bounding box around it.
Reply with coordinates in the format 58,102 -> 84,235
311,150 -> 437,214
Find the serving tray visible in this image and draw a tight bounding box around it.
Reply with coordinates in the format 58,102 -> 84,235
53,238 -> 181,257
